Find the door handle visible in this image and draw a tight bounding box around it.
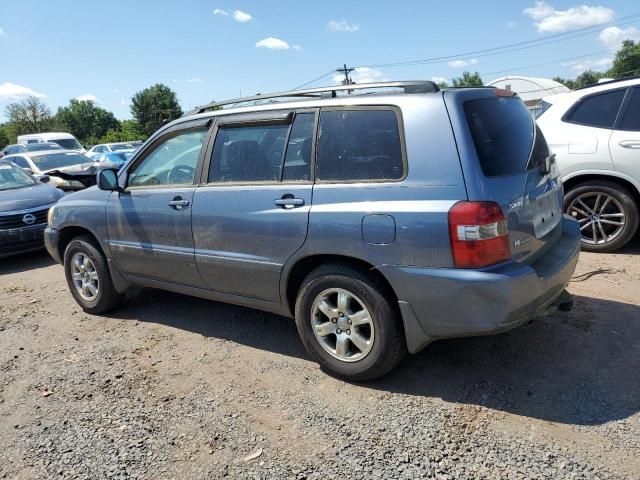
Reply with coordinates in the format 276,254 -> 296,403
274,196 -> 305,209
168,197 -> 190,210
619,140 -> 640,149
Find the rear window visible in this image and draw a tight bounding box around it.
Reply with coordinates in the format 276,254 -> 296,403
316,109 -> 404,181
464,97 -> 537,177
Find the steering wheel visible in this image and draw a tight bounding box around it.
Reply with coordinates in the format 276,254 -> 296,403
167,165 -> 195,185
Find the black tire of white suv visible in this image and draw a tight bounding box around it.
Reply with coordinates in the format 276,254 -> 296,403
564,180 -> 639,252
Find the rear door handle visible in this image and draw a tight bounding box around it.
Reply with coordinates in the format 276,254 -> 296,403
619,140 -> 640,149
168,197 -> 190,210
274,197 -> 305,209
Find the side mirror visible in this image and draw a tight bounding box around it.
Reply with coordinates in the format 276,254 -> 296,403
37,175 -> 50,183
24,167 -> 34,175
97,168 -> 120,191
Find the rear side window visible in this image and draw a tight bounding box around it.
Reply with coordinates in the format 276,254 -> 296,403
316,109 -> 404,181
464,97 -> 536,177
619,88 -> 640,132
565,89 -> 626,129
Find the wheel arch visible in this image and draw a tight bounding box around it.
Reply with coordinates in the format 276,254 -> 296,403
562,172 -> 640,205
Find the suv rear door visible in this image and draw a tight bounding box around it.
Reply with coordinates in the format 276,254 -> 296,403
191,110 -> 316,302
445,89 -> 563,264
609,87 -> 640,181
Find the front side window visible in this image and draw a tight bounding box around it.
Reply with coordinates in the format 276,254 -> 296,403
316,109 -> 404,181
565,89 -> 626,129
10,156 -> 31,169
208,112 -> 317,184
128,129 -> 207,187
619,88 -> 640,132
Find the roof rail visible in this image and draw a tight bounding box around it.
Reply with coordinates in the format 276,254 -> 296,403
185,81 -> 439,116
574,74 -> 640,91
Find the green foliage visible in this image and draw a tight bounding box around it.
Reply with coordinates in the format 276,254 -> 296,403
0,123 -> 12,149
435,81 -> 449,89
130,84 -> 183,137
608,40 -> 640,78
452,71 -> 483,88
4,97 -> 53,135
55,99 -> 120,145
95,120 -> 143,144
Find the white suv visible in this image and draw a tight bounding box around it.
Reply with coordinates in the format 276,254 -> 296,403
538,77 -> 640,252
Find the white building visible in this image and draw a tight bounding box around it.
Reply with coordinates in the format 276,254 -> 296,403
486,76 -> 570,115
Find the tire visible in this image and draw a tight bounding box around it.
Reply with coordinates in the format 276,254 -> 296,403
294,264 -> 406,381
564,180 -> 639,253
63,235 -> 124,314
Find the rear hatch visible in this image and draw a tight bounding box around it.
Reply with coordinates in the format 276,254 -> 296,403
445,89 -> 563,264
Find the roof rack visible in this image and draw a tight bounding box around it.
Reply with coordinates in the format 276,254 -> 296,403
575,74 -> 640,91
185,81 -> 439,116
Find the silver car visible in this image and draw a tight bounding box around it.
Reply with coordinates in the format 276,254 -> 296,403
44,81 -> 580,380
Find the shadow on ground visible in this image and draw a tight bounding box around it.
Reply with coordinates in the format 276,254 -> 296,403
115,289 -> 640,427
0,250 -> 55,275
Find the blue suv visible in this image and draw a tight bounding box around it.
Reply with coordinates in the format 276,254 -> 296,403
45,81 -> 580,380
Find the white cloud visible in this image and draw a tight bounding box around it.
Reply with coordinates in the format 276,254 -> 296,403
563,57 -> 612,71
255,37 -> 290,50
0,82 -> 46,101
599,26 -> 640,49
333,67 -> 387,85
120,98 -> 127,107
186,78 -> 204,83
76,94 -> 99,103
292,44 -> 303,51
0,28 -> 6,36
232,10 -> 252,22
327,20 -> 360,32
448,58 -> 479,68
431,76 -> 449,84
213,8 -> 228,16
506,21 -> 518,29
523,2 -> 613,33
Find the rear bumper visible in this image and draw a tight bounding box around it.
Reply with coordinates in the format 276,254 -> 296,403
44,226 -> 62,263
380,216 -> 581,353
0,223 -> 48,258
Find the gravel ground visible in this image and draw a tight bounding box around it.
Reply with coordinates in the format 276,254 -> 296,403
0,241 -> 639,479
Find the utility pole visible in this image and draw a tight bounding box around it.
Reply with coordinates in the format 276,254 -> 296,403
336,64 -> 355,86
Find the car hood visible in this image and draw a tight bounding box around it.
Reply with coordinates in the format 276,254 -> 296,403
0,182 -> 63,212
42,162 -> 99,175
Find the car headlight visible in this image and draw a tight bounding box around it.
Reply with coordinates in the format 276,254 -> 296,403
47,206 -> 56,226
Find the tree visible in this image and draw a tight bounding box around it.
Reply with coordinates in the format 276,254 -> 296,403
608,40 -> 640,78
130,84 -> 183,137
0,124 -> 11,149
55,99 -> 120,145
452,71 -> 483,88
98,120 -> 144,143
435,81 -> 449,89
4,97 -> 52,135
552,76 -> 577,90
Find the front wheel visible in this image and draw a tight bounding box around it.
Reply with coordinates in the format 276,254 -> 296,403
63,236 -> 124,313
564,180 -> 639,252
294,265 -> 406,381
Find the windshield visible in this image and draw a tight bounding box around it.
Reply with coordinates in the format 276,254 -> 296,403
51,138 -> 83,150
25,143 -> 64,152
110,143 -> 136,151
0,163 -> 36,190
31,152 -> 90,171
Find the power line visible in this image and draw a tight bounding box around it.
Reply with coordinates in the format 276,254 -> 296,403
336,64 -> 355,85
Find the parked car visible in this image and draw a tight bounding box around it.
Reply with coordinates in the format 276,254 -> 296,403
85,141 -> 142,161
3,150 -> 118,191
44,81 -> 580,381
538,76 -> 640,252
93,150 -> 135,169
0,160 -> 64,257
0,142 -> 64,159
18,132 -> 85,153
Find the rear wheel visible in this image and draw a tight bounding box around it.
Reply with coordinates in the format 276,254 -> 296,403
294,265 -> 406,381
564,180 -> 639,252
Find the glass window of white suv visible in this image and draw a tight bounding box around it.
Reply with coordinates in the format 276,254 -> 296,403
51,138 -> 83,150
128,129 -> 207,187
31,152 -> 89,171
564,89 -> 626,129
0,162 -> 36,190
316,110 -> 404,181
619,88 -> 640,131
464,97 -> 548,177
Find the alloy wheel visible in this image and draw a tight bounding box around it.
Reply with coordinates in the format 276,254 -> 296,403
70,253 -> 100,301
567,192 -> 626,246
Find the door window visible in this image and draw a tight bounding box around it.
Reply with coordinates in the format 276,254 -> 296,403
128,129 -> 207,187
618,88 -> 640,132
565,89 -> 626,129
208,112 -> 316,183
11,156 -> 30,169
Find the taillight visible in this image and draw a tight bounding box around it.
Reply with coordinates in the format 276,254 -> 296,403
448,201 -> 510,268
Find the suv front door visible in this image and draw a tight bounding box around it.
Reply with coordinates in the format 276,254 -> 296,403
192,110 -> 316,302
106,121 -> 211,288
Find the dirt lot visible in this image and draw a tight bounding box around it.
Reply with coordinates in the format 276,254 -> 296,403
0,241 -> 639,479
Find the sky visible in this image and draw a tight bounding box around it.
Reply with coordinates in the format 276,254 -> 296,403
0,0 -> 639,120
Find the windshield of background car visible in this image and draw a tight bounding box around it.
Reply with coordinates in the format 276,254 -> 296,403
0,163 -> 36,190
25,143 -> 64,152
31,152 -> 89,171
51,138 -> 83,150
